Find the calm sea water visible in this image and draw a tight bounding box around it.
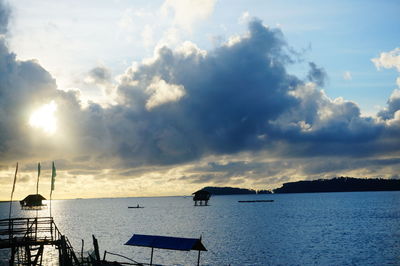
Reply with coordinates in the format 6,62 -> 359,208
1,191 -> 399,265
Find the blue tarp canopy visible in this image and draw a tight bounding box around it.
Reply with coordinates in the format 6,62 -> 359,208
125,234 -> 207,251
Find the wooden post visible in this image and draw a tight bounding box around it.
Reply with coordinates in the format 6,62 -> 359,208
197,250 -> 201,266
10,245 -> 15,266
32,244 -> 44,265
92,235 -> 100,263
50,218 -> 53,241
81,239 -> 84,262
150,247 -> 154,266
50,192 -> 52,218
39,245 -> 44,265
25,245 -> 31,265
60,235 -> 67,266
34,217 -> 38,240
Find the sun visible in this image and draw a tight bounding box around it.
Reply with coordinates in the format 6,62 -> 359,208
29,101 -> 58,135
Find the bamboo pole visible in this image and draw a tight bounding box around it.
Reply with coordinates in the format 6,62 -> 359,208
8,163 -> 18,221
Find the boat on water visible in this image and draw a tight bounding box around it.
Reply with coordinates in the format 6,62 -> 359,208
238,200 -> 274,203
128,205 -> 144,209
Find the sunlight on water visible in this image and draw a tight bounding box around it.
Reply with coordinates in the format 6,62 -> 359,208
1,192 -> 400,265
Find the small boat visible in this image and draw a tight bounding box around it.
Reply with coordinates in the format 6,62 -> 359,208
238,200 -> 274,203
128,205 -> 144,209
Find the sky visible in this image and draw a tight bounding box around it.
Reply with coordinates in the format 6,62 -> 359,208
0,0 -> 399,200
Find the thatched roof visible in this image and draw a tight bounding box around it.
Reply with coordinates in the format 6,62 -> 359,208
20,194 -> 46,207
22,194 -> 46,202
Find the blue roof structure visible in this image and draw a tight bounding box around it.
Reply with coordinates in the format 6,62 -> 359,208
125,234 -> 207,251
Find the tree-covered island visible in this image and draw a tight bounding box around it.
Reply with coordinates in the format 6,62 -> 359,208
273,177 -> 400,193
196,177 -> 400,195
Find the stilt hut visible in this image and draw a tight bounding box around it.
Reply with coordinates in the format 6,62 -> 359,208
192,190 -> 211,206
20,194 -> 46,210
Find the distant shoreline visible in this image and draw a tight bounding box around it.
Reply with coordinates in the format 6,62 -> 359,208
197,177 -> 400,195
2,177 -> 400,201
272,177 -> 400,194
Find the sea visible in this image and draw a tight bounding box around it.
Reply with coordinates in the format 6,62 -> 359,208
1,191 -> 399,265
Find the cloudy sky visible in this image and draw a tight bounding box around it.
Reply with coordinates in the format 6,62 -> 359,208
0,0 -> 399,200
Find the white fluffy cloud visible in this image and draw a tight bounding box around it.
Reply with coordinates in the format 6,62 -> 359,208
372,48 -> 400,91
372,48 -> 400,72
161,0 -> 216,31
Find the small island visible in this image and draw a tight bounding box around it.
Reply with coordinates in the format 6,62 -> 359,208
199,186 -> 257,195
273,177 -> 400,194
194,177 -> 400,196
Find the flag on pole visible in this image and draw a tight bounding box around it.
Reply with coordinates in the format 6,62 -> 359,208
11,162 -> 18,193
51,161 -> 56,191
9,162 -> 19,220
37,162 -> 41,194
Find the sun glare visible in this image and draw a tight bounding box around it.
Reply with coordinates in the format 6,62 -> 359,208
29,101 -> 58,135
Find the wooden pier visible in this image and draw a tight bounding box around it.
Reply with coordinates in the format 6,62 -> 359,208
0,217 -> 79,265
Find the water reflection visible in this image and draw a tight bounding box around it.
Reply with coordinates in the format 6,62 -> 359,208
1,192 -> 399,265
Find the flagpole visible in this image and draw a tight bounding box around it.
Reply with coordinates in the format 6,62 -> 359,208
8,163 -> 18,220
36,162 -> 40,219
50,162 -> 56,218
36,162 -> 40,195
50,190 -> 52,217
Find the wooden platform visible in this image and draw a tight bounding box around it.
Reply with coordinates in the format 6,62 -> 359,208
0,217 -> 79,265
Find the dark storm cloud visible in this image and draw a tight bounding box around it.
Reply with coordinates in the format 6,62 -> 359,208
111,18 -> 301,164
0,0 -> 10,34
302,157 -> 400,175
176,160 -> 297,185
0,0 -> 87,163
66,18 -> 399,167
0,39 -> 59,160
307,62 -> 327,87
0,7 -> 399,186
191,161 -> 287,179
378,90 -> 400,120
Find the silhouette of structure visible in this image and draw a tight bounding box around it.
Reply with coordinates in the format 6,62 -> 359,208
192,190 -> 211,206
19,194 -> 46,210
125,234 -> 207,266
0,217 -> 79,265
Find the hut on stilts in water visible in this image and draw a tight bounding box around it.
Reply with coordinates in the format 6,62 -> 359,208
192,190 -> 211,206
20,194 -> 47,210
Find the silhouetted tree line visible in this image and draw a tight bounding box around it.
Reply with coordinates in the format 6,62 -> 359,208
273,177 -> 400,193
201,186 -> 257,195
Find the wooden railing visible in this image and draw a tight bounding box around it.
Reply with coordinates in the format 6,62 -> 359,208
0,217 -> 80,265
0,217 -> 59,244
